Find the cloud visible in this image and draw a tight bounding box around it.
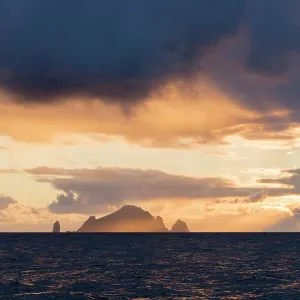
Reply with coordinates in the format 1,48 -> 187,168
0,84 -> 254,146
0,194 -> 17,210
256,169 -> 300,199
1,0 -> 298,106
0,195 -> 87,231
198,1 -> 300,140
0,169 -> 18,174
266,204 -> 300,232
0,0 -> 245,103
0,176 -> 290,232
245,0 -> 300,76
234,189 -> 268,203
24,166 -> 275,214
247,189 -> 268,202
0,1 -> 300,148
258,169 -> 300,191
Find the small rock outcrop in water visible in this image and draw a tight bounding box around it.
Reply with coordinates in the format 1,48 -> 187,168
52,221 -> 60,233
170,219 -> 190,232
77,205 -> 189,232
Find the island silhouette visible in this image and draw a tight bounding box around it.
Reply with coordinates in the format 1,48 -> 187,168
52,221 -> 60,233
76,205 -> 189,232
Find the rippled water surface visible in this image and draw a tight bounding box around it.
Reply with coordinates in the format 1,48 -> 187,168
1,233 -> 300,299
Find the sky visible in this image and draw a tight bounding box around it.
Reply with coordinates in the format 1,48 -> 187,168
1,1 -> 300,232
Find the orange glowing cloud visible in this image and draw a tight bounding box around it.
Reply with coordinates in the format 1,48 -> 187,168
0,77 -> 258,147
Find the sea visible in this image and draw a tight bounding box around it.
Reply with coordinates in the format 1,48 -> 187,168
0,233 -> 300,299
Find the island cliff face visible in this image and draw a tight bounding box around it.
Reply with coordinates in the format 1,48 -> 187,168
77,205 -> 189,232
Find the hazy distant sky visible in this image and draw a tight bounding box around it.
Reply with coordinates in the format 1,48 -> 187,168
1,1 -> 300,231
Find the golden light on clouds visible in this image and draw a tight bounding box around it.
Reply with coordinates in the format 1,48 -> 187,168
0,77 -> 257,146
1,78 -> 300,232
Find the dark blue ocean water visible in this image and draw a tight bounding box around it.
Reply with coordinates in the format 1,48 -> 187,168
1,233 -> 300,299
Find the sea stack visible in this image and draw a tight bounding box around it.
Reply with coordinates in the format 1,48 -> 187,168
52,221 -> 61,233
154,216 -> 168,232
170,219 -> 189,232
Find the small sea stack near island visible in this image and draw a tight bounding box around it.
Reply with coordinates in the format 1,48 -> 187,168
52,221 -> 60,233
170,219 -> 190,232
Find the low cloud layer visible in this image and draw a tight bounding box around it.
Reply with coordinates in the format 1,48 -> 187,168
0,194 -> 86,231
231,189 -> 268,204
267,205 -> 300,232
0,81 -> 253,145
1,168 -> 297,231
0,194 -> 17,210
24,166 -> 273,214
259,168 -> 300,193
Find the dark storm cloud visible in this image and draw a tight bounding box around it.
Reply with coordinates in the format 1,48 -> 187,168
1,1 -> 300,145
200,0 -> 300,119
245,0 -> 300,76
0,0 -> 245,103
25,167 -> 278,214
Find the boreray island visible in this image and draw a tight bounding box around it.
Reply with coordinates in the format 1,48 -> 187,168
55,205 -> 190,233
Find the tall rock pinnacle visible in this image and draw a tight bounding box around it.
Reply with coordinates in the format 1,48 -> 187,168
52,221 -> 61,233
